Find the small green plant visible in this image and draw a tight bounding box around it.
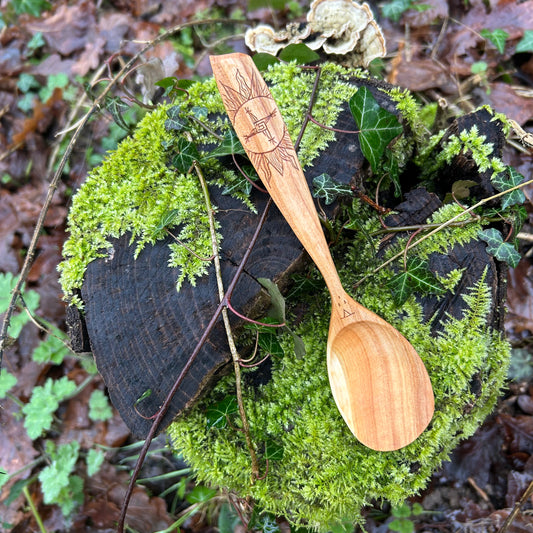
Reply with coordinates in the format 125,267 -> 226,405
12,0 -> 51,17
16,72 -> 78,113
0,272 -> 113,519
480,28 -> 509,54
388,502 -> 425,532
517,30 -> 533,53
26,31 -> 45,55
380,0 -> 431,23
38,441 -> 84,516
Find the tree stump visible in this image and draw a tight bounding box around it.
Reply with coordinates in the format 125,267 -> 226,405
67,76 -> 508,439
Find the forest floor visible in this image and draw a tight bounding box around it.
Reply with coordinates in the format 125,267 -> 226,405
1,0 -> 533,532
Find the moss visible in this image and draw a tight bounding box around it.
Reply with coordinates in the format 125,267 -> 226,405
58,106 -> 216,298
58,62 -> 360,304
421,124 -> 506,181
168,203 -> 510,530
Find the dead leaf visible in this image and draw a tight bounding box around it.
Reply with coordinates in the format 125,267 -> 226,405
11,87 -> 66,147
488,83 -> 533,127
403,0 -> 449,27
445,0 -> 533,75
498,413 -> 533,455
30,53 -> 76,77
72,37 -> 106,77
28,2 -> 96,56
442,419 -> 504,487
506,458 -> 533,507
390,57 -> 457,93
0,190 -> 23,272
78,463 -> 173,532
99,13 -> 133,54
506,259 -> 533,337
517,394 -> 533,416
0,399 -> 39,511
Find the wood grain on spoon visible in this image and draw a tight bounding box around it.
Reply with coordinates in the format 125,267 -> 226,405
210,53 -> 434,451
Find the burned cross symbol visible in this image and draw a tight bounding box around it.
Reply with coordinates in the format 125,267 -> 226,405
244,106 -> 278,145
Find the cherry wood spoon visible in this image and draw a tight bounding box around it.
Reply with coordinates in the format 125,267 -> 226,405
210,53 -> 434,451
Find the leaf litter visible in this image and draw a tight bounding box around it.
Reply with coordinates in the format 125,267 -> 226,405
1,0 -> 533,531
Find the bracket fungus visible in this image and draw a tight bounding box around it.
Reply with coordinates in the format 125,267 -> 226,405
245,0 -> 386,67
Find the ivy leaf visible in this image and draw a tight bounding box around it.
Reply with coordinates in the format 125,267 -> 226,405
312,173 -> 352,205
480,28 -> 509,54
13,0 -> 51,17
172,137 -> 200,173
207,129 -> 246,159
206,395 -> 239,429
264,439 -> 284,461
186,485 -> 218,504
380,0 -> 429,22
155,76 -> 178,96
492,167 -> 526,210
253,53 -> 280,71
156,78 -> 196,98
388,271 -> 413,307
349,87 -> 403,172
517,30 -> 533,53
257,331 -> 284,358
253,513 -> 281,533
279,43 -> 320,64
191,106 -> 208,119
104,95 -> 131,132
152,208 -> 180,237
88,389 -> 113,422
478,228 -> 521,267
388,257 -> 445,306
165,105 -> 189,131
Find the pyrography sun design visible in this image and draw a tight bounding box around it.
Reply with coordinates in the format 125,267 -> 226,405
216,66 -> 298,184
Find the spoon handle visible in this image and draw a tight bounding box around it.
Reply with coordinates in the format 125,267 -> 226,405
210,53 -> 346,302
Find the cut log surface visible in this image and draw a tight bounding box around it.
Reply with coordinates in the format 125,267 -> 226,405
82,189 -> 305,438
73,91 -> 506,439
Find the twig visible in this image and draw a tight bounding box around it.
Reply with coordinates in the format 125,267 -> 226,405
116,197 -> 273,533
355,178 -> 533,287
23,485 -> 48,533
193,158 -> 260,479
294,66 -> 322,150
497,479 -> 533,533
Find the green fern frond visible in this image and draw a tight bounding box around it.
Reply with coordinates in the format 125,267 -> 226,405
461,268 -> 492,330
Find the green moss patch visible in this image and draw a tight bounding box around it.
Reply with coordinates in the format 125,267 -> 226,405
168,202 -> 510,530
58,62 -> 359,306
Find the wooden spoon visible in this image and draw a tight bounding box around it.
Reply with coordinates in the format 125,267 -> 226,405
210,53 -> 434,451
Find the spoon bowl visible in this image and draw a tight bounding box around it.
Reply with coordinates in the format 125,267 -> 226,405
211,53 -> 434,451
327,310 -> 434,451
